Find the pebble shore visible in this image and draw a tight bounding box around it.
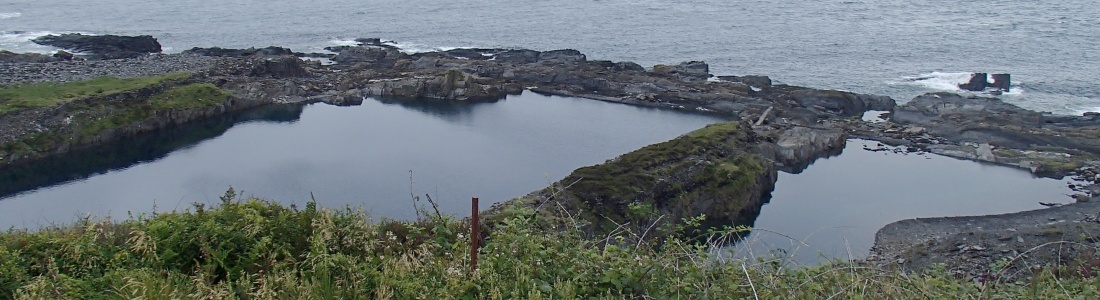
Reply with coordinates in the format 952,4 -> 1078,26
0,53 -> 222,86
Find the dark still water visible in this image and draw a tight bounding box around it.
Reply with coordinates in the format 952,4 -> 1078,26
0,93 -> 726,229
734,140 -> 1073,265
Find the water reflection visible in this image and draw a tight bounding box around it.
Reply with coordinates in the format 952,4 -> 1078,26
0,93 -> 726,229
731,140 -> 1073,265
0,104 -> 305,198
373,97 -> 500,124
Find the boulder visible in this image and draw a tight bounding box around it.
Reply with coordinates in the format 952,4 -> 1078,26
332,46 -> 406,67
958,73 -> 1011,92
717,75 -> 772,89
651,61 -> 710,80
248,56 -> 310,78
990,74 -> 1011,92
787,89 -> 896,117
976,143 -> 996,162
959,73 -> 988,91
612,61 -> 645,72
183,46 -> 295,57
0,50 -> 60,63
494,49 -> 540,64
774,126 -> 847,173
32,33 -> 161,59
52,50 -> 74,60
587,60 -> 616,68
538,49 -> 586,63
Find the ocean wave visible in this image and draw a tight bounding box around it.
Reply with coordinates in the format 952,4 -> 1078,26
328,38 -> 360,47
326,38 -> 463,54
0,12 -> 21,19
0,31 -> 93,54
1075,106 -> 1100,115
0,31 -> 52,42
894,71 -> 1023,95
382,41 -> 460,54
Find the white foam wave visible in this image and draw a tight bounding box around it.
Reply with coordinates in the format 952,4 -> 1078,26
328,38 -> 359,47
895,71 -> 1024,95
0,31 -> 61,53
382,41 -> 459,54
324,38 -> 473,55
0,12 -> 21,19
897,71 -> 974,91
0,31 -> 51,43
1074,106 -> 1100,115
0,30 -> 97,54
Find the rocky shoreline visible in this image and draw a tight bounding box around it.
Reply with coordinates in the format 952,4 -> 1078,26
2,34 -> 1098,278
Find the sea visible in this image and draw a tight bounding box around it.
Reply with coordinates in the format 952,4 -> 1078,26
2,0 -> 1097,114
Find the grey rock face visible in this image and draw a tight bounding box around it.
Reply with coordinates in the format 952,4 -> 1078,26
651,61 -> 710,80
774,126 -> 847,173
32,34 -> 162,60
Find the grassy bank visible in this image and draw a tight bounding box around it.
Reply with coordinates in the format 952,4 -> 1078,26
0,75 -> 234,162
0,73 -> 190,116
1,191 -> 1097,299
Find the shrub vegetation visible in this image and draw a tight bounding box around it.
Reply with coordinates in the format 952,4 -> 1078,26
1,188 -> 1097,299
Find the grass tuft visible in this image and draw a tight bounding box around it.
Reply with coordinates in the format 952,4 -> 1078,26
0,73 -> 190,115
150,83 -> 231,110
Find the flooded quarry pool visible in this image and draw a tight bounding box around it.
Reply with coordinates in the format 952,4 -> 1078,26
734,140 -> 1075,264
0,94 -> 1077,263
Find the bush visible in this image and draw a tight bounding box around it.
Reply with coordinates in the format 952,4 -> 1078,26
1,192 -> 1098,299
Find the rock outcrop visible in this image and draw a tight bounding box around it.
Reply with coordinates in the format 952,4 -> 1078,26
362,70 -> 522,101
0,51 -> 61,63
871,200 -> 1100,281
182,46 -> 295,57
958,73 -> 1011,93
718,75 -> 772,90
651,61 -> 711,80
772,126 -> 847,173
890,92 -> 1100,176
492,121 -> 778,237
32,34 -> 162,60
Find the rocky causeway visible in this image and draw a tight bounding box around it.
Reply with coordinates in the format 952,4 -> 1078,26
1,34 -> 1098,279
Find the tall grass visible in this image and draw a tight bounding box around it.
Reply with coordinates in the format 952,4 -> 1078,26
1,190 -> 1097,299
0,72 -> 190,115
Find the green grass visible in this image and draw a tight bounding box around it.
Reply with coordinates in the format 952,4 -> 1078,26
150,83 -> 232,110
1,192 -> 1097,299
0,77 -> 235,162
552,121 -> 768,234
0,72 -> 190,115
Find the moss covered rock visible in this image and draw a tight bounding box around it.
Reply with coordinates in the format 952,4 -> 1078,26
508,121 -> 777,236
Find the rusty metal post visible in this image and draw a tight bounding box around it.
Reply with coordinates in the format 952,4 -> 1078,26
470,197 -> 479,275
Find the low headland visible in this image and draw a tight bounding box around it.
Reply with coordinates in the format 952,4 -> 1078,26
0,33 -> 1097,298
